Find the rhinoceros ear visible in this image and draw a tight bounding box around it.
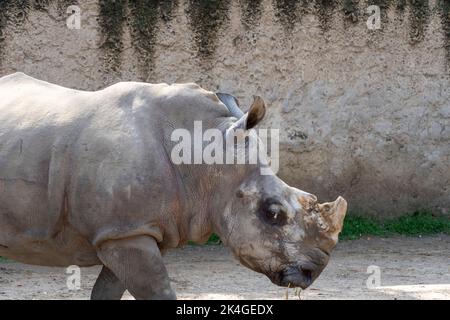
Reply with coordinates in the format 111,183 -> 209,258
217,92 -> 266,131
216,92 -> 244,118
245,96 -> 266,130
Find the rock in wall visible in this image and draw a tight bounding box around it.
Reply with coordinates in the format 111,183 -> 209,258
0,0 -> 449,216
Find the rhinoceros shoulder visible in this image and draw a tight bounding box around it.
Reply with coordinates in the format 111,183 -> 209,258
98,81 -> 229,118
171,82 -> 221,103
101,81 -> 219,102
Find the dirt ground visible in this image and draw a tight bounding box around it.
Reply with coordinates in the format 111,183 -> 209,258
0,235 -> 449,300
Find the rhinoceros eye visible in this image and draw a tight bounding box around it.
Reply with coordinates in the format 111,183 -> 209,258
260,200 -> 288,226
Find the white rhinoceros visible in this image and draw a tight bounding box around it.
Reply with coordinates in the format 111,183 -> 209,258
0,72 -> 346,299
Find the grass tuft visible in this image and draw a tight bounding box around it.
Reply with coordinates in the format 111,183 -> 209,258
205,233 -> 221,244
340,210 -> 450,240
339,215 -> 384,240
188,233 -> 222,246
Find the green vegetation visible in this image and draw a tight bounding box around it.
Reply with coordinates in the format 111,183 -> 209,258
186,0 -> 231,59
98,0 -> 126,74
240,0 -> 263,29
0,0 -> 449,67
205,233 -> 221,245
340,215 -> 385,239
188,233 -> 221,246
128,0 -> 178,80
340,210 -> 450,240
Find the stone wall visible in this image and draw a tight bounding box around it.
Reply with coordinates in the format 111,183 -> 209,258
0,0 -> 449,217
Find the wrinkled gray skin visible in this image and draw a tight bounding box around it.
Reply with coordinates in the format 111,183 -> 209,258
0,73 -> 347,300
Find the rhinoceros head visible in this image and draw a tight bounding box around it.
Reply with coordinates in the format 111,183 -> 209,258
215,94 -> 347,289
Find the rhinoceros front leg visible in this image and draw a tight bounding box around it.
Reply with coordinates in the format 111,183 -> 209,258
90,266 -> 126,300
96,235 -> 176,300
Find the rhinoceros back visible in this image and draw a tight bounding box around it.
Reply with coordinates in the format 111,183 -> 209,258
0,73 -> 229,266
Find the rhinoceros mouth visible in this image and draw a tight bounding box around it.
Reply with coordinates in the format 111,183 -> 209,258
267,265 -> 315,289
